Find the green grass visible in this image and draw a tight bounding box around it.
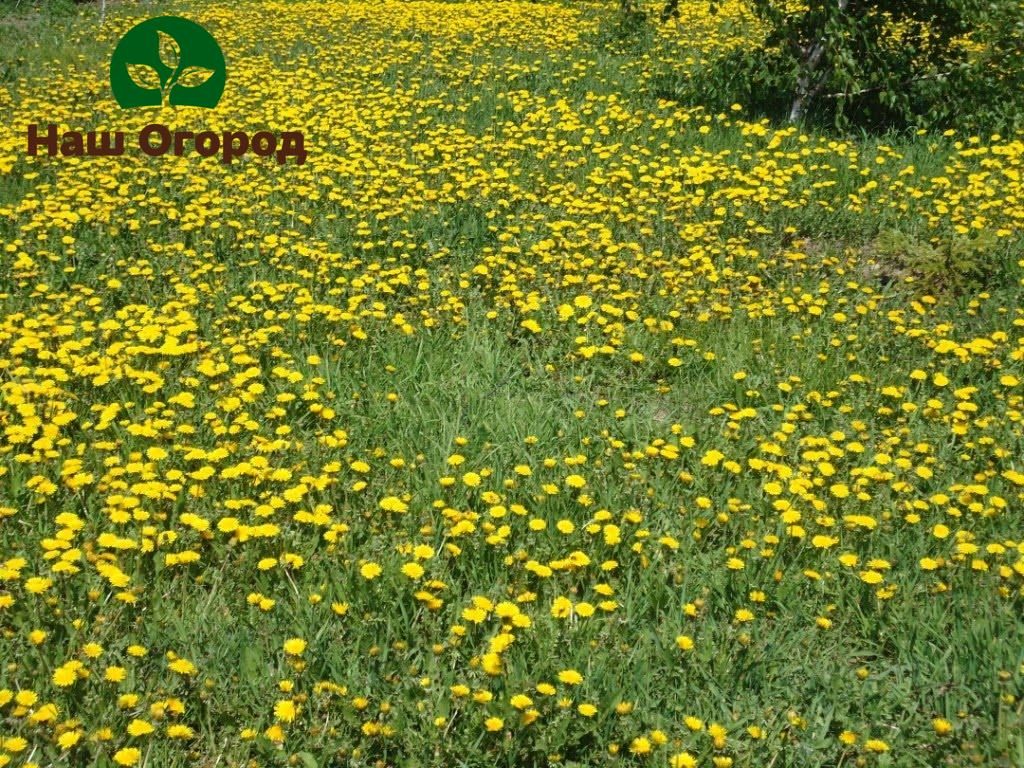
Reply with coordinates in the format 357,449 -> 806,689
0,1 -> 1023,767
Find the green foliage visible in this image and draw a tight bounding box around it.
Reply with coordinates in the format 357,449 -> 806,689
869,227 -> 1016,294
2,1 -> 1024,765
0,0 -> 82,84
701,0 -> 1024,132
0,0 -> 78,13
932,2 -> 1024,133
596,5 -> 653,53
665,45 -> 793,118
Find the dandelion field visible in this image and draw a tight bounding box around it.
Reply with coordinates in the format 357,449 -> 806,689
1,1 -> 1023,766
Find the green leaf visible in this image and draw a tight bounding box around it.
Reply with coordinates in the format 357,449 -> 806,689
127,63 -> 161,90
174,66 -> 215,89
296,752 -> 318,768
239,644 -> 262,683
158,31 -> 180,71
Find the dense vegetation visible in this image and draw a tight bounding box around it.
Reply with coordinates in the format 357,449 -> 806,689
630,0 -> 1024,132
1,1 -> 1022,767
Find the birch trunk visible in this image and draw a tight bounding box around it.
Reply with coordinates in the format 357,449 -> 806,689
788,0 -> 849,122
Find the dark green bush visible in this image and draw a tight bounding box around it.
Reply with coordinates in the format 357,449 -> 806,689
868,228 -> 1019,295
659,0 -> 1024,134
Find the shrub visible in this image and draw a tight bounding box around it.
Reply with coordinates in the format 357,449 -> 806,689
685,0 -> 1024,133
867,227 -> 1016,294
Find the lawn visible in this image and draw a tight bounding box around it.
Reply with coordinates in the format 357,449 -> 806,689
0,1 -> 1023,766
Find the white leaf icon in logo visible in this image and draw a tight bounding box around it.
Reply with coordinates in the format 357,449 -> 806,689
174,66 -> 215,89
158,30 -> 180,71
127,63 -> 162,90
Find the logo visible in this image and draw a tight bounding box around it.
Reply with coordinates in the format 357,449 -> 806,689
25,15 -> 307,165
110,16 -> 226,109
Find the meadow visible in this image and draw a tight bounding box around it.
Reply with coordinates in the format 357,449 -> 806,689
0,0 -> 1023,766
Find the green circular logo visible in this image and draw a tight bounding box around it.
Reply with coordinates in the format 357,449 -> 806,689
110,16 -> 226,109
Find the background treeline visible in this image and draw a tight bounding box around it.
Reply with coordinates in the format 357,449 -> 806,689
618,0 -> 1024,133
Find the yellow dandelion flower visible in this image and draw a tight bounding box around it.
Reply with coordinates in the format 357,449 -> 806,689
113,748 -> 141,766
283,638 -> 307,655
274,699 -> 297,723
360,562 -> 382,580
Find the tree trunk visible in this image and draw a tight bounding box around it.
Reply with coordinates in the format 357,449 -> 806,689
789,38 -> 825,122
788,0 -> 848,122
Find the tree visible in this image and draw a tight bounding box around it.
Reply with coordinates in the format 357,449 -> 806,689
702,0 -> 1023,130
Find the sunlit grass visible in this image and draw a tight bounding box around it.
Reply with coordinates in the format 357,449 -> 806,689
0,1 -> 1023,767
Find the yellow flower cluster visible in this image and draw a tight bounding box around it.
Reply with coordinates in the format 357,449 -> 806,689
0,0 -> 1022,766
